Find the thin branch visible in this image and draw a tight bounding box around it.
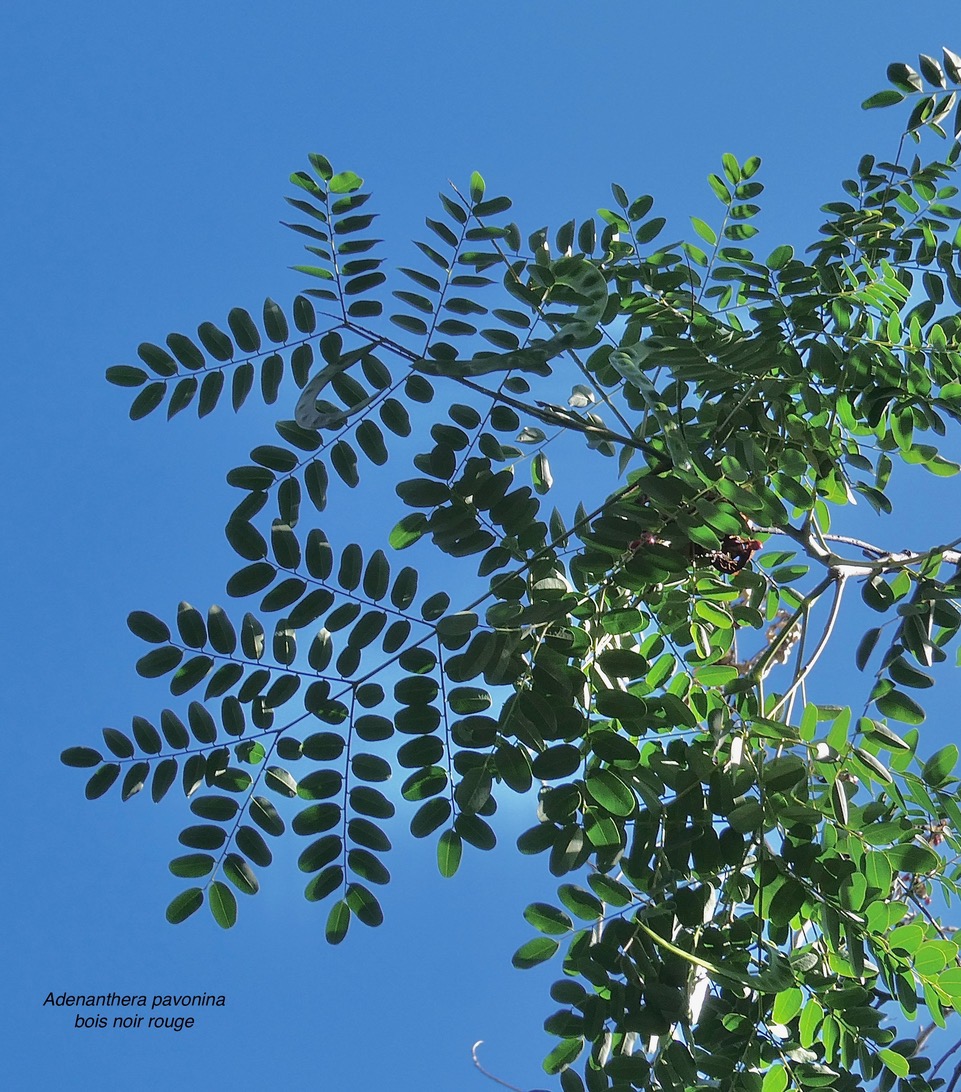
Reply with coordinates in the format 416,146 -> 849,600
470,1042 -> 525,1091
746,573 -> 834,687
934,1035 -> 961,1078
767,572 -> 847,718
450,373 -> 661,457
751,522 -> 961,572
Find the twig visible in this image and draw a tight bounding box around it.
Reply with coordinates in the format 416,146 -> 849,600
751,524 -> 961,570
471,1042 -> 525,1091
746,573 -> 834,686
767,572 -> 846,718
933,1035 -> 961,1078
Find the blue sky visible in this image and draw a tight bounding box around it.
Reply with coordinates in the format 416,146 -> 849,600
5,3 -> 961,1089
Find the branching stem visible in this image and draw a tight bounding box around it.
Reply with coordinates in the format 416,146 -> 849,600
767,572 -> 847,719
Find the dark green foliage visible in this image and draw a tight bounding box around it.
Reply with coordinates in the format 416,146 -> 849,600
69,52 -> 961,1090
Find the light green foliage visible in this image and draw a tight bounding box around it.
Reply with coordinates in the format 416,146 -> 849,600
65,49 -> 961,1090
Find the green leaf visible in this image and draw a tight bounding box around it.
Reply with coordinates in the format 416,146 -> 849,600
861,718 -> 910,751
250,796 -> 286,836
106,365 -> 148,387
635,216 -> 666,243
512,936 -> 559,969
179,824 -> 227,850
298,769 -> 344,801
152,759 -> 180,804
181,755 -> 206,797
584,769 -> 635,816
531,451 -> 553,494
862,90 -> 905,109
596,648 -> 648,679
887,62 -> 922,93
293,803 -> 341,837
85,764 -> 120,799
307,152 -> 333,181
129,383 -> 166,420
474,195 -> 511,217
177,602 -> 207,648
345,881 -> 384,925
888,656 -> 934,689
852,747 -> 893,785
878,1049 -> 910,1078
557,884 -> 603,921
198,371 -> 224,416
208,663 -> 243,707
61,746 -> 103,768
127,610 -> 171,643
170,655 -> 213,696
923,744 -> 959,788
190,794 -> 239,821
138,342 -> 177,376
940,967 -> 961,1000
227,562 -> 275,598
721,152 -> 741,184
102,727 -> 134,758
410,798 -> 452,838
531,744 -> 581,780
389,513 -> 429,549
128,384 -> 163,417
766,244 -> 794,270
261,353 -> 283,403
325,899 -> 351,944
304,865 -> 343,902
261,766 -> 296,798
299,834 -> 343,873
209,880 -> 238,928
263,297 -> 289,343
225,520 -> 268,561
302,732 -> 346,762
351,753 -> 392,783
121,761 -> 149,800
396,478 -> 450,507
166,332 -> 204,370
223,853 -> 259,895
347,817 -> 391,853
236,825 -> 272,868
707,174 -> 731,204
761,1066 -> 789,1092
165,888 -> 204,924
331,440 -> 359,486
855,627 -> 881,671
232,363 -> 254,409
350,786 -> 395,819
691,217 -> 717,245
135,642 -> 183,677
197,321 -> 233,361
155,755 -> 181,799
523,902 -> 573,935
329,171 -> 363,194
227,308 -> 261,353
437,828 -> 462,877
455,813 -> 496,850
588,873 -> 632,907
875,689 -> 926,725
168,854 -> 215,878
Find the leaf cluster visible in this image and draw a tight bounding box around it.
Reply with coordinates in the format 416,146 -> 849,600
63,49 -> 961,1091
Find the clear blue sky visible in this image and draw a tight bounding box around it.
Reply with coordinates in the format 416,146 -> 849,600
5,3 -> 961,1089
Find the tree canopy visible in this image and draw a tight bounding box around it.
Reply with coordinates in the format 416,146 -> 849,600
63,49 -> 961,1092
